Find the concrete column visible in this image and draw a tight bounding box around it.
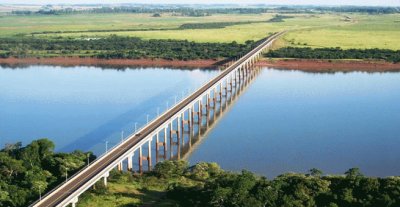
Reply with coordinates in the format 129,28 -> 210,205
219,82 -> 223,102
180,113 -> 185,146
164,127 -> 167,160
127,153 -> 133,171
71,197 -> 78,207
139,146 -> 143,173
213,88 -> 217,110
156,132 -> 160,163
206,93 -> 210,112
233,70 -> 237,87
169,122 -> 173,158
103,171 -> 109,186
117,161 -> 123,172
148,139 -> 152,171
189,106 -> 194,137
198,100 -> 202,127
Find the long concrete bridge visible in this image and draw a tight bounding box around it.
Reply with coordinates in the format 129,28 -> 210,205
30,31 -> 284,207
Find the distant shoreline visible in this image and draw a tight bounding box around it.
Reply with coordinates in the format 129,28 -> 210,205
0,57 -> 220,69
257,59 -> 400,72
1,57 -> 400,72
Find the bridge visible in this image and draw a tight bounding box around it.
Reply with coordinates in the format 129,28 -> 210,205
30,31 -> 284,207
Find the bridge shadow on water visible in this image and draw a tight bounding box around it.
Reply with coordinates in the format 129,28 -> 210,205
175,67 -> 263,162
60,83 -> 187,153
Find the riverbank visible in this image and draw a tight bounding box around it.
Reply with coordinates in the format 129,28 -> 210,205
2,57 -> 400,72
257,58 -> 400,72
0,57 -> 220,68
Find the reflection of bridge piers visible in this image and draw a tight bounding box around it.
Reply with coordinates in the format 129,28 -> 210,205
178,66 -> 263,161
168,67 -> 261,160
31,31 -> 285,207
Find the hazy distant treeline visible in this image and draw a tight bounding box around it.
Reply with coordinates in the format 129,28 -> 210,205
10,5 -> 400,16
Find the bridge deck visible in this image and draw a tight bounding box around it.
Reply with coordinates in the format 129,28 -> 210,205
33,31 -> 284,207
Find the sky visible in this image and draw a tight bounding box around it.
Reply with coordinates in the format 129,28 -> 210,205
1,0 -> 400,6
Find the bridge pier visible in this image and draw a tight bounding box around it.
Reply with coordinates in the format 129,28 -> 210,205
169,117 -> 181,159
117,161 -> 123,172
181,111 -> 191,146
70,197 -> 78,207
127,153 -> 134,171
163,127 -> 168,159
156,131 -> 167,163
138,142 -> 151,173
103,171 -> 109,186
148,138 -> 152,170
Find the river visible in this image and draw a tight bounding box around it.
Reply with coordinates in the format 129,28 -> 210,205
1,65 -> 399,177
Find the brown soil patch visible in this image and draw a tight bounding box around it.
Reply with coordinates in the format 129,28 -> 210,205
257,59 -> 400,72
0,57 -> 220,69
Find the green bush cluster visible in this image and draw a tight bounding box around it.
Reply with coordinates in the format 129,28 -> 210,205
266,47 -> 400,63
266,15 -> 294,22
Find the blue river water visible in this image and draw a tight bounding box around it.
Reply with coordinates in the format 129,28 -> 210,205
1,65 -> 399,177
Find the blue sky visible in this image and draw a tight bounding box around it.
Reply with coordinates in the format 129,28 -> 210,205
1,0 -> 399,6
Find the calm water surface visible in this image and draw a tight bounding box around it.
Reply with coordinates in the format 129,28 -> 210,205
1,65 -> 399,177
0,65 -> 218,154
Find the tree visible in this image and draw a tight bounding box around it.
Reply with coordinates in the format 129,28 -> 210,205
308,168 -> 323,177
345,168 -> 363,178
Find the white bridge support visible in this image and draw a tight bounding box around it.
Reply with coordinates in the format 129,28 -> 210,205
30,31 -> 285,207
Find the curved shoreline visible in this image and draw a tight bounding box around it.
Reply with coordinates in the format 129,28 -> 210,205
1,57 -> 400,72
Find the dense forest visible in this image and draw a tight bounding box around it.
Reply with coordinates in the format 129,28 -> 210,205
0,36 -> 257,60
0,139 -> 95,207
164,161 -> 400,207
82,160 -> 400,207
1,141 -> 399,207
10,5 -> 400,16
265,47 -> 400,63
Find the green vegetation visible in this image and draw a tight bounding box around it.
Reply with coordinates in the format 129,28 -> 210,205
79,160 -> 400,207
280,14 -> 400,50
178,21 -> 265,29
0,6 -> 399,61
266,15 -> 294,22
0,36 -> 256,60
266,47 -> 400,63
2,141 -> 399,207
0,139 -> 95,207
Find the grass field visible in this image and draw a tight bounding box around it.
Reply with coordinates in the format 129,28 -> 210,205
281,14 -> 400,50
77,171 -> 196,207
0,12 -> 399,49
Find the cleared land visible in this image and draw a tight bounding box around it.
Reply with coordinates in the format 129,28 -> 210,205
0,12 -> 398,49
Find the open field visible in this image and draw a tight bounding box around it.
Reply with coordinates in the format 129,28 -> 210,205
1,12 -> 398,49
281,14 -> 400,50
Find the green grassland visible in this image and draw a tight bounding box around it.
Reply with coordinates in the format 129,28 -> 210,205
77,170 -> 198,207
281,14 -> 400,50
0,12 -> 399,51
